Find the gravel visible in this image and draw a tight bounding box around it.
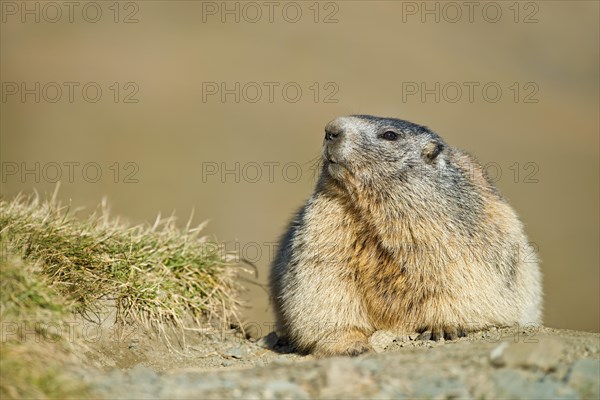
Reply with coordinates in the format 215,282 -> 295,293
81,327 -> 599,399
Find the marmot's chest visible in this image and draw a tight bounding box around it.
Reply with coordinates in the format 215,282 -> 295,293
344,232 -> 454,327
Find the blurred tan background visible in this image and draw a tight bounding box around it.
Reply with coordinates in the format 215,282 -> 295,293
1,1 -> 598,332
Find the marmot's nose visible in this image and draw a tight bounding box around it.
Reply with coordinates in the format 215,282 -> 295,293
324,120 -> 345,141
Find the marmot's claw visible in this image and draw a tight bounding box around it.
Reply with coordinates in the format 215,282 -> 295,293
417,330 -> 432,341
417,327 -> 466,341
431,329 -> 445,341
345,342 -> 372,357
444,328 -> 458,340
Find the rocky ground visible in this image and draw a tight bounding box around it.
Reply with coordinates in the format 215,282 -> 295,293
73,326 -> 599,399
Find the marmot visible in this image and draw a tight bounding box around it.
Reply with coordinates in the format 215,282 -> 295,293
270,115 -> 542,357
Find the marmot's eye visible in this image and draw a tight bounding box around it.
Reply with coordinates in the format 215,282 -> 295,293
382,131 -> 398,141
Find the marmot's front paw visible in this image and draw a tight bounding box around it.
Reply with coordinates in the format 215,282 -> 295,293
342,340 -> 373,356
312,329 -> 373,357
416,326 -> 468,341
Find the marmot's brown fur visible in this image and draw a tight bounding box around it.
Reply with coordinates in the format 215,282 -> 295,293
270,115 -> 542,357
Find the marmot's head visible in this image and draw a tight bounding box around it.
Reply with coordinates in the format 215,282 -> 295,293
322,115 -> 447,187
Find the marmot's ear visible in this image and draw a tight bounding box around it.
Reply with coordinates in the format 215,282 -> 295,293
422,140 -> 443,163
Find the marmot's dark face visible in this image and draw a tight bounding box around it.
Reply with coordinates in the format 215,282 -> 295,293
322,115 -> 446,186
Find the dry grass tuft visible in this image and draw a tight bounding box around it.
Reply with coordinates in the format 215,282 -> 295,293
0,192 -> 244,332
0,192 -> 244,398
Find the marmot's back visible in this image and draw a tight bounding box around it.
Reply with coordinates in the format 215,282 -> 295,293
270,115 -> 542,357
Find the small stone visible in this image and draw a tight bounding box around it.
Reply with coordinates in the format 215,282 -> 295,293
224,346 -> 248,359
396,334 -> 410,342
369,330 -> 397,353
221,360 -> 234,367
256,331 -> 279,349
490,341 -> 510,367
492,337 -> 566,371
585,345 -> 598,354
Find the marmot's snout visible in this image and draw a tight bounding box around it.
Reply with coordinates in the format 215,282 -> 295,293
323,117 -> 351,164
324,119 -> 345,142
